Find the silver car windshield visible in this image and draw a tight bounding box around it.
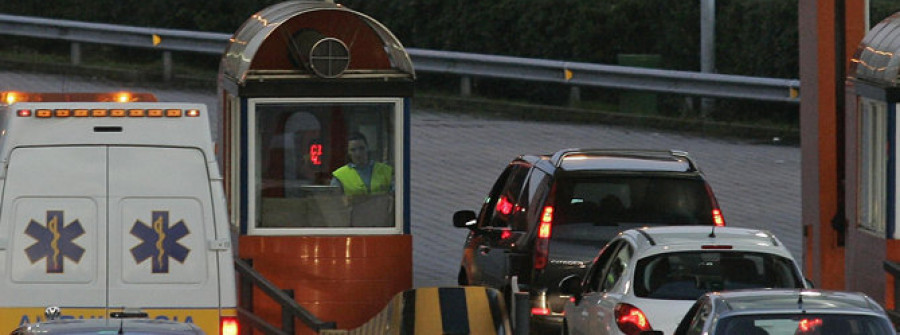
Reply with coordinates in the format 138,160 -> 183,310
633,251 -> 803,300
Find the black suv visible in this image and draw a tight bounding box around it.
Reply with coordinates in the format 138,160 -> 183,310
452,149 -> 724,333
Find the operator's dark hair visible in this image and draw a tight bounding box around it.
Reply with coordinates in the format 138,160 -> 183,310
348,131 -> 368,146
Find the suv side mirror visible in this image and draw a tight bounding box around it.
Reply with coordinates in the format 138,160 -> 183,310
453,210 -> 478,229
559,274 -> 584,302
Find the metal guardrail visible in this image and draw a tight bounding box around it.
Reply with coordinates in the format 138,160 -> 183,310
883,260 -> 900,327
234,258 -> 336,334
0,13 -> 800,103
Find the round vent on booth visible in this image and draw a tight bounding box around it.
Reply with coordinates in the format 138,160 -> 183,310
308,38 -> 350,78
290,30 -> 351,78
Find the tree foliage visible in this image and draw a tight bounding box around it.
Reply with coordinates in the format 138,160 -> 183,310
3,0 -> 900,125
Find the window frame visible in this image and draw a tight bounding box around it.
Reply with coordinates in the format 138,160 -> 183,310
857,97 -> 889,238
245,97 -> 405,236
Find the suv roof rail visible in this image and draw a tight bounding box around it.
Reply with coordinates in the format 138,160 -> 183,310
549,148 -> 698,170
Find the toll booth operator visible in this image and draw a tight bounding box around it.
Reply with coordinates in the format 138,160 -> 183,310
330,132 -> 393,195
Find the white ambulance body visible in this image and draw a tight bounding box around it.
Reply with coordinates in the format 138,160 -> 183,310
0,92 -> 237,335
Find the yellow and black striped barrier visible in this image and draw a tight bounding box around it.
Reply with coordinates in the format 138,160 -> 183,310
320,286 -> 511,335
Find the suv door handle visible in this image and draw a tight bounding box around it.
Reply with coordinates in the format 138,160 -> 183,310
477,245 -> 491,254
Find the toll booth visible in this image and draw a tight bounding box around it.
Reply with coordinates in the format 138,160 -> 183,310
846,11 -> 900,323
217,0 -> 415,332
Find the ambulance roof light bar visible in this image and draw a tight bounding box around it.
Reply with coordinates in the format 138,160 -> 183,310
1,91 -> 158,104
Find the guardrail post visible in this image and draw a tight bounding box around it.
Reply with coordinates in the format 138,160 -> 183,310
460,76 -> 472,97
282,289 -> 296,335
70,42 -> 81,66
569,86 -> 581,106
513,292 -> 529,335
162,51 -> 173,82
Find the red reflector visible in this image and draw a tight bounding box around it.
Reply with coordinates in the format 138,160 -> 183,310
701,245 -> 733,249
220,316 -> 238,335
531,307 -> 551,316
16,109 -> 31,117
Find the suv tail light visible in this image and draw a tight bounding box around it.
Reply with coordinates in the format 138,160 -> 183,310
705,183 -> 726,226
221,316 -> 239,335
712,208 -> 725,226
614,303 -> 652,335
533,206 -> 554,270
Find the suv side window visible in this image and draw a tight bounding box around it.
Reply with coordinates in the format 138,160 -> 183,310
516,168 -> 551,231
478,162 -> 530,229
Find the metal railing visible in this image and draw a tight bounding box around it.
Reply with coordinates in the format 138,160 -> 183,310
883,260 -> 900,327
235,258 -> 336,335
0,13 -> 800,103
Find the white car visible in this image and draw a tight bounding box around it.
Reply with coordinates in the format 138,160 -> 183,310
560,226 -> 809,335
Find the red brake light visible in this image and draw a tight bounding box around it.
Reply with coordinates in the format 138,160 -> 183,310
798,318 -> 822,332
530,307 -> 551,316
220,316 -> 238,335
712,208 -> 725,226
614,303 -> 652,335
16,109 -> 31,117
534,206 -> 554,270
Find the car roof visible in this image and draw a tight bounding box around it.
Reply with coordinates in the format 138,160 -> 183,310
13,318 -> 203,335
707,289 -> 886,316
529,148 -> 698,173
622,226 -> 791,257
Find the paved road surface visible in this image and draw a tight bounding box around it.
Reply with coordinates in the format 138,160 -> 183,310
0,70 -> 802,288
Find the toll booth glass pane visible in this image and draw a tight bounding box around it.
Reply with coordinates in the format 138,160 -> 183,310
248,98 -> 402,235
857,98 -> 886,236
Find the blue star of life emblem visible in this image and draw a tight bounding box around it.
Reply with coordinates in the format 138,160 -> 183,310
130,211 -> 190,273
24,211 -> 85,273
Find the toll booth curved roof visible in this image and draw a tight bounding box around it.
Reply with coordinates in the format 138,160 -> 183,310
850,12 -> 900,86
220,0 -> 415,85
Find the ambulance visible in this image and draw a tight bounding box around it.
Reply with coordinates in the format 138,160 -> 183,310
0,92 -> 237,335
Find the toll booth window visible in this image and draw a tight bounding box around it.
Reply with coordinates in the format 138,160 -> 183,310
249,99 -> 401,234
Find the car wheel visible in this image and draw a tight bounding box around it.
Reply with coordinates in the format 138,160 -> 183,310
457,268 -> 468,285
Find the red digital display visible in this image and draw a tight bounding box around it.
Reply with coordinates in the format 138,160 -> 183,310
309,144 -> 323,165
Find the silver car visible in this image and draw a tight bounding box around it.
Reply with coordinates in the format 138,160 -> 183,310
672,289 -> 896,335
10,307 -> 205,335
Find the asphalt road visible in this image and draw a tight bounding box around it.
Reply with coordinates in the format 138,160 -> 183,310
0,70 -> 801,288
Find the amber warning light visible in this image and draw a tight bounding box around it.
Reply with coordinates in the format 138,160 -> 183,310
1,91 -> 157,104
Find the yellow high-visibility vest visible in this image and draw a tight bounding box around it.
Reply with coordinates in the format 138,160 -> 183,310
333,162 -> 393,196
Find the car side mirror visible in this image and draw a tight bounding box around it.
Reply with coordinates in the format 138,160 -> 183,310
559,274 -> 584,301
453,210 -> 478,229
